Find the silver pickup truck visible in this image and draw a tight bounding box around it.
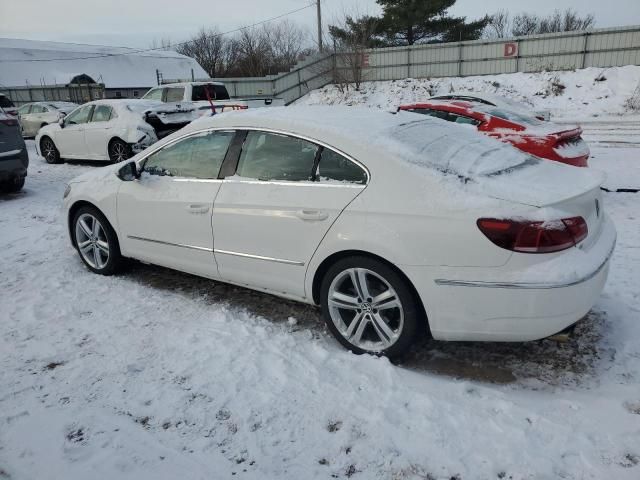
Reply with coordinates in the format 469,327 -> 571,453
141,81 -> 284,117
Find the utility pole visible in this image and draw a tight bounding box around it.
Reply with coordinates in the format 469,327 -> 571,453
316,0 -> 323,52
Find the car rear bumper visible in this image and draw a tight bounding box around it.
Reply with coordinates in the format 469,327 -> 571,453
404,214 -> 616,341
0,148 -> 29,180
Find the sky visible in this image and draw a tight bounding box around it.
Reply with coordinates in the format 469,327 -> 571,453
1,0 -> 639,49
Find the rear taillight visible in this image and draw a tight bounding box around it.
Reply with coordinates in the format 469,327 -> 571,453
0,117 -> 18,126
477,216 -> 588,253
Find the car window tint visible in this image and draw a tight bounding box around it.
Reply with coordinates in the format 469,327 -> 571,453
165,87 -> 185,103
65,105 -> 92,125
236,131 -> 318,182
316,149 -> 367,184
451,114 -> 480,126
31,105 -> 45,114
143,130 -> 234,179
142,88 -> 163,101
18,105 -> 32,114
92,105 -> 112,122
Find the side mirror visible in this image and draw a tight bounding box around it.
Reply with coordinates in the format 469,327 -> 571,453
58,118 -> 65,128
117,162 -> 139,181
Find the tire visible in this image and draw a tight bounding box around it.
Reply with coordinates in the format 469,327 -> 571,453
108,139 -> 132,164
2,177 -> 25,193
320,256 -> 422,359
40,136 -> 61,164
72,206 -> 124,275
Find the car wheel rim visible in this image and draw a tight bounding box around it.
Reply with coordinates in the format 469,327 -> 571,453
111,142 -> 127,162
327,268 -> 404,352
43,140 -> 56,162
75,213 -> 109,269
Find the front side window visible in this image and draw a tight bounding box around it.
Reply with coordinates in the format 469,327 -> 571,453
65,105 -> 93,125
143,130 -> 234,179
236,131 -> 318,182
91,105 -> 113,122
316,149 -> 367,184
142,88 -> 163,101
31,105 -> 45,114
165,87 -> 185,102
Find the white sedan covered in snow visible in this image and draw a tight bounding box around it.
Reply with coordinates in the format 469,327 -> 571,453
36,99 -> 198,164
62,106 -> 616,358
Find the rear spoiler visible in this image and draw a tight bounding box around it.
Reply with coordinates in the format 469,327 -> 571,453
554,127 -> 583,142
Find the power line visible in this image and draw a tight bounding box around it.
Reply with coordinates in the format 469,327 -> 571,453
1,2 -> 316,63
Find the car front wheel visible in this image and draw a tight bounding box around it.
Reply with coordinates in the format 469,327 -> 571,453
320,256 -> 422,359
108,139 -> 131,163
40,137 -> 60,164
72,206 -> 123,275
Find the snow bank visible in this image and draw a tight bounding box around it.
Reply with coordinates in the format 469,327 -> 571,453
298,66 -> 640,121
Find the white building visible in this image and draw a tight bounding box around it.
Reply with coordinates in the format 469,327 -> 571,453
0,38 -> 208,102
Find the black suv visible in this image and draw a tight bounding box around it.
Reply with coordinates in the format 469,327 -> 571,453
0,106 -> 29,192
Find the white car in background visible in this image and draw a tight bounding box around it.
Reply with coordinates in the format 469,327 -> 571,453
61,107 -> 615,358
431,93 -> 552,121
17,101 -> 78,137
36,99 -> 198,164
142,81 -> 284,115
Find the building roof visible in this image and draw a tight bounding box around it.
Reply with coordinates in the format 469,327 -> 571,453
0,38 -> 208,89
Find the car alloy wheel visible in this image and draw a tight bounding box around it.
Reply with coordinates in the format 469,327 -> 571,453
327,267 -> 404,352
109,140 -> 130,163
75,213 -> 110,270
41,138 -> 59,164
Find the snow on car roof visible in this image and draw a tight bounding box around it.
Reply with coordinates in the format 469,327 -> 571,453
193,106 -> 531,177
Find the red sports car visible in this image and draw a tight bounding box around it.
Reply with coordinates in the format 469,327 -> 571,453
398,100 -> 589,167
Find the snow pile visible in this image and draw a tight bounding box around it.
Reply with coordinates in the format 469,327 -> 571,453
298,66 -> 640,121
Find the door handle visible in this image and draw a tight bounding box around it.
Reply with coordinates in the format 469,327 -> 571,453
187,204 -> 210,214
295,209 -> 328,221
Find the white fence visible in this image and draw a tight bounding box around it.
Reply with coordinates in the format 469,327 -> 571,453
208,25 -> 640,105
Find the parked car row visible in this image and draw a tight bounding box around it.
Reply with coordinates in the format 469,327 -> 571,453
61,106 -> 615,358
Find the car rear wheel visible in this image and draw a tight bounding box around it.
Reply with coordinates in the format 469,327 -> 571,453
320,256 -> 421,359
41,137 -> 60,164
108,139 -> 131,163
1,177 -> 25,193
72,206 -> 124,275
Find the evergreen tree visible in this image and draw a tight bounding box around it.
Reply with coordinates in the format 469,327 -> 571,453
377,0 -> 488,45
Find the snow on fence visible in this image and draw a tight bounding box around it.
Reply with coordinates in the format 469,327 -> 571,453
206,25 -> 640,105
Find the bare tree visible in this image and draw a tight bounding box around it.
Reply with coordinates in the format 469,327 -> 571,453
490,9 -> 595,38
538,9 -> 595,34
263,20 -> 309,73
328,14 -> 381,91
511,13 -> 540,37
176,28 -> 228,78
486,10 -> 510,39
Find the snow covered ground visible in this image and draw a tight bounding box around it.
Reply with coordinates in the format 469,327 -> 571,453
1,102 -> 640,477
299,65 -> 640,123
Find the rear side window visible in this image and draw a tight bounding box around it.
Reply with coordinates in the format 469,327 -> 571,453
31,105 -> 45,114
192,84 -> 230,101
92,105 -> 112,122
18,105 -> 32,114
316,149 -> 367,184
236,131 -> 318,182
143,130 -> 234,179
165,87 -> 185,102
